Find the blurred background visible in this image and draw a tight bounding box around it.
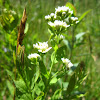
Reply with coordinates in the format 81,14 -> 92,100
0,0 -> 100,100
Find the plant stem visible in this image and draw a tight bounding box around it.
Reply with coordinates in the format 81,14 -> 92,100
70,26 -> 75,59
88,34 -> 92,54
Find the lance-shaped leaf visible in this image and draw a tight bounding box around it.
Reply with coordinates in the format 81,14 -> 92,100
79,9 -> 92,22
67,73 -> 76,94
39,60 -> 49,79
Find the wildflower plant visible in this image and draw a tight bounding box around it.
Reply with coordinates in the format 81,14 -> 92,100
7,3 -> 90,100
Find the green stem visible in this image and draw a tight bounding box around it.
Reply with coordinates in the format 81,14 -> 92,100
88,34 -> 92,54
49,61 -> 54,76
51,69 -> 63,79
70,27 -> 75,59
42,51 -> 56,99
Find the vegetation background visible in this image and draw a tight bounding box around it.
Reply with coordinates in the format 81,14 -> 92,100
0,0 -> 100,100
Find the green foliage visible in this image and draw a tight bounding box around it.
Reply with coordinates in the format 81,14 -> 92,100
0,0 -> 100,100
66,73 -> 76,94
79,9 -> 92,22
14,79 -> 27,93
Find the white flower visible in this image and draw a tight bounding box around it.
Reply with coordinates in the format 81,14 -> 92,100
50,13 -> 55,17
68,10 -> 73,15
48,21 -> 55,27
45,13 -> 56,21
61,58 -> 73,68
10,10 -> 16,14
45,15 -> 51,20
48,20 -> 70,28
55,6 -> 69,13
33,41 -> 52,53
61,58 -> 70,64
68,62 -> 73,68
55,6 -> 73,15
70,17 -> 79,24
70,17 -> 78,21
28,53 -> 40,59
59,35 -> 65,39
76,21 -> 79,24
3,8 -> 7,12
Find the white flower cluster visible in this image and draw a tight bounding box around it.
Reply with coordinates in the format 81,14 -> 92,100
28,53 -> 40,59
48,20 -> 70,28
70,17 -> 79,24
45,13 -> 56,21
45,6 -> 79,28
55,6 -> 73,15
3,8 -> 16,15
45,6 -> 73,22
61,58 -> 73,69
45,15 -> 51,20
45,6 -> 76,33
10,10 -> 16,15
33,41 -> 52,53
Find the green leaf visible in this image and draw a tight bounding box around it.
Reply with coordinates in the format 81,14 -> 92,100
32,80 -> 44,98
33,83 -> 42,96
62,82 -> 69,91
79,9 -> 92,22
6,69 -> 15,80
50,77 -> 58,85
76,92 -> 87,98
66,2 -> 77,16
56,46 -> 66,61
13,51 -> 16,65
75,32 -> 86,40
14,79 -> 27,93
19,93 -> 32,100
63,39 -> 72,52
31,65 -> 40,90
67,73 -> 76,94
35,92 -> 44,100
31,77 -> 35,90
24,23 -> 29,34
35,65 -> 40,83
51,51 -> 58,64
52,89 -> 62,99
39,61 -> 49,79
80,75 -> 88,84
31,65 -> 41,89
6,80 -> 14,96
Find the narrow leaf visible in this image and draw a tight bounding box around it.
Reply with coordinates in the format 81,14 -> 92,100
67,73 -> 76,94
39,61 -> 48,79
6,69 -> 15,80
6,80 -> 14,96
34,65 -> 40,83
75,32 -> 86,40
51,51 -> 58,64
56,46 -> 66,61
79,9 -> 92,22
52,89 -> 62,99
63,39 -> 72,51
